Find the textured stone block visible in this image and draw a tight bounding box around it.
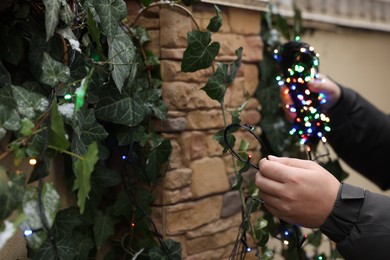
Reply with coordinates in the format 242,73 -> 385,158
186,110 -> 229,130
160,60 -> 213,83
165,195 -> 223,235
221,191 -> 242,218
161,82 -> 219,110
186,227 -> 237,254
190,157 -> 229,198
160,6 -> 192,48
227,7 -> 261,35
163,168 -> 192,190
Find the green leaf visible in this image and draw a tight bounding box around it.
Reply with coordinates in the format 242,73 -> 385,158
73,142 -> 99,213
75,67 -> 95,111
42,0 -> 62,41
117,125 -> 148,146
131,26 -> 150,46
227,47 -> 243,84
59,1 -> 74,26
94,0 -> 127,38
151,100 -> 168,120
93,210 -> 115,247
40,52 -> 70,87
11,85 -> 48,120
20,118 -> 35,136
86,9 -> 103,54
22,183 -> 61,250
96,85 -> 147,126
140,0 -> 153,7
108,27 -> 137,92
181,31 -> 220,72
72,108 -> 108,155
0,173 -> 25,219
180,0 -> 200,6
149,239 -> 182,260
145,138 -> 172,183
112,191 -> 132,218
91,166 -> 121,188
0,105 -> 21,131
48,101 -> 70,150
202,63 -> 228,103
207,5 -> 222,33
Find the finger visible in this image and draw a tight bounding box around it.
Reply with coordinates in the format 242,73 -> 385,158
267,156 -> 318,170
259,157 -> 296,183
255,171 -> 284,196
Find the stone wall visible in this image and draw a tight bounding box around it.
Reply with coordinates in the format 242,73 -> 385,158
128,1 -> 264,259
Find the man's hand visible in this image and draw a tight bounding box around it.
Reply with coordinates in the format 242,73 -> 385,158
255,156 -> 340,228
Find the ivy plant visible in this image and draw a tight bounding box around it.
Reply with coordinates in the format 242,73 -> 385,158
0,0 -> 179,259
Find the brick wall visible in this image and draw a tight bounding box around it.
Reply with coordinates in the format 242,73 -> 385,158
127,1 -> 263,258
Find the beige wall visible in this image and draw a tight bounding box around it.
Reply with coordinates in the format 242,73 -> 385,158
302,27 -> 390,196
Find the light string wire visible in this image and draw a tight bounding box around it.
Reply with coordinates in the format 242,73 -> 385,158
35,89 -> 60,260
224,123 -> 308,259
120,141 -> 173,260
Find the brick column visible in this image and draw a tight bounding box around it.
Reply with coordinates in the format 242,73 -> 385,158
127,1 -> 263,258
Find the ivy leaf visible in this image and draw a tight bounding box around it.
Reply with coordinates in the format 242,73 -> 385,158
112,191 -> 132,218
40,52 -> 70,87
48,101 -> 70,151
181,31 -> 220,72
0,173 -> 25,219
0,106 -> 21,132
42,0 -> 61,41
140,0 -> 153,7
73,142 -> 99,214
145,138 -> 172,184
202,63 -> 228,103
20,118 -> 35,136
207,5 -> 222,33
72,108 -> 108,156
117,125 -> 148,146
131,26 -> 150,46
149,239 -> 182,260
96,85 -> 147,126
108,27 -> 137,92
59,1 -> 74,26
180,0 -> 200,6
91,166 -> 121,188
11,85 -> 48,120
151,100 -> 168,120
227,47 -> 243,84
93,0 -> 127,38
213,128 -> 236,153
30,207 -> 81,260
93,210 -> 115,247
22,183 -> 61,250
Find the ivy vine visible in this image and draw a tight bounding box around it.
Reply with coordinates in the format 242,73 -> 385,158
0,0 -> 178,259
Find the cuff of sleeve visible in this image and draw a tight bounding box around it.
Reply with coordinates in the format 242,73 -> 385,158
320,183 -> 365,243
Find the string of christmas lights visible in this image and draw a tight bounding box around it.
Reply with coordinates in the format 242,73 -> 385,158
274,40 -> 331,147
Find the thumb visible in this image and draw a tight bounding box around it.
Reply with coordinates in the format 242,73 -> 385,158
268,155 -> 316,170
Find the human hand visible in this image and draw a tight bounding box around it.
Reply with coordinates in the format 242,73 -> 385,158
280,75 -> 342,122
255,156 -> 340,228
307,75 -> 341,111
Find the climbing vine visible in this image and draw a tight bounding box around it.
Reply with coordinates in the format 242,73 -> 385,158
0,0 -> 178,259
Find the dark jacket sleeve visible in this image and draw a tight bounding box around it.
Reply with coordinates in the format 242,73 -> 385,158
327,86 -> 390,190
320,85 -> 390,259
320,183 -> 390,260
